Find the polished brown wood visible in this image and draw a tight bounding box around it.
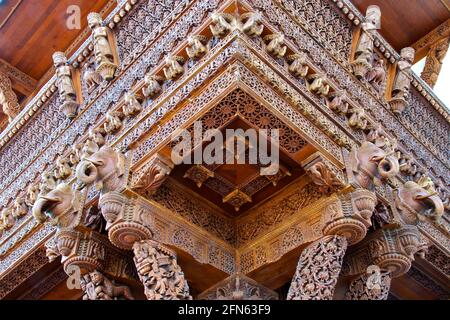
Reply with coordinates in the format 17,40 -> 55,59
0,0 -> 112,81
352,0 -> 450,51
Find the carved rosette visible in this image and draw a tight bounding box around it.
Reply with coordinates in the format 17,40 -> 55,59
345,268 -> 391,300
99,192 -> 153,250
322,189 -> 377,245
133,240 -> 192,300
198,273 -> 278,300
287,235 -> 347,300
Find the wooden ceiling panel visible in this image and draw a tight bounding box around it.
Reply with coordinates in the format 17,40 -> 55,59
351,0 -> 450,51
0,0 -> 112,81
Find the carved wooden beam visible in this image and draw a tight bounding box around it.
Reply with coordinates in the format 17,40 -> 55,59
412,19 -> 450,61
420,37 -> 450,88
0,59 -> 37,96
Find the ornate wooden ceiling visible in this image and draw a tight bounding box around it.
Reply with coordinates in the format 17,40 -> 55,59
352,0 -> 450,52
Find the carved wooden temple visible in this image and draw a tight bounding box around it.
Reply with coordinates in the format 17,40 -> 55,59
0,0 -> 449,300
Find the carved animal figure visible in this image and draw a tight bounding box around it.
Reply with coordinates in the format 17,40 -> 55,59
163,56 -> 185,81
265,34 -> 287,58
32,183 -> 80,228
348,141 -> 399,189
142,74 -> 162,98
103,110 -> 123,134
395,181 -> 444,224
366,57 -> 385,91
76,146 -> 126,193
89,270 -> 134,300
186,35 -> 207,59
288,53 -> 309,78
123,92 -> 142,117
13,197 -> 28,219
240,12 -> 264,37
210,12 -> 236,37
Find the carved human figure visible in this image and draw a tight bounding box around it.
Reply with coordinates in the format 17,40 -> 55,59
52,51 -> 78,118
389,47 -> 415,114
352,5 -> 381,78
133,240 -> 192,300
32,183 -> 80,228
54,156 -> 73,180
87,13 -> 117,81
391,47 -> 415,100
76,145 -> 126,193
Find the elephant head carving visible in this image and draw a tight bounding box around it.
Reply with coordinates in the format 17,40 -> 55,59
76,146 -> 126,193
395,180 -> 444,224
348,141 -> 399,189
32,183 -> 81,228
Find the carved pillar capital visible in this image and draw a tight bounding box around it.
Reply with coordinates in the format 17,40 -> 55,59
343,225 -> 426,278
322,189 -> 377,245
198,273 -> 278,300
132,239 -> 192,300
99,192 -> 154,250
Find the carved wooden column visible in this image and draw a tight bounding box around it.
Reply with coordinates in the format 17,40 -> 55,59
344,266 -> 391,300
287,235 -> 348,300
420,37 -> 450,88
198,273 -> 278,300
287,187 -> 377,300
75,147 -> 192,300
0,70 -> 20,122
133,240 -> 191,300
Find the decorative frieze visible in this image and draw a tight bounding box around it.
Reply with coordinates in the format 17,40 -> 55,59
198,273 -> 278,300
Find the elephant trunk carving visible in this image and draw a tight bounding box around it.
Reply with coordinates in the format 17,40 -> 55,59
75,146 -> 125,193
32,183 -> 79,228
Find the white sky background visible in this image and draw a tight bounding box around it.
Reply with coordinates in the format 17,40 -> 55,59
412,51 -> 450,109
